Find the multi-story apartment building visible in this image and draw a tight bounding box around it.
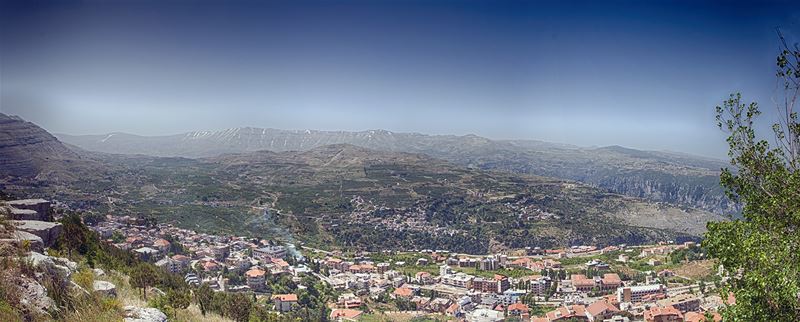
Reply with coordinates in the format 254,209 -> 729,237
617,284 -> 667,303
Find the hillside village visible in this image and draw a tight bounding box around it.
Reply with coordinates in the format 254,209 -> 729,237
0,196 -> 735,322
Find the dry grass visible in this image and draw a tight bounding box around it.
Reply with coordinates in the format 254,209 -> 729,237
102,270 -> 232,322
60,296 -> 125,322
360,312 -> 454,322
0,245 -> 229,322
173,304 -> 232,322
673,259 -> 716,280
103,270 -> 147,308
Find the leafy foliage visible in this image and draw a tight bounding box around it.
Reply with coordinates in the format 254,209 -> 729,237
129,263 -> 158,300
224,293 -> 252,322
705,30 -> 800,321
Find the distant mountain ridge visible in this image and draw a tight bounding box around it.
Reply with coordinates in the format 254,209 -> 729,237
57,127 -> 736,214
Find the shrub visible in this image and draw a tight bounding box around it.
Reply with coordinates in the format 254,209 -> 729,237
73,268 -> 95,292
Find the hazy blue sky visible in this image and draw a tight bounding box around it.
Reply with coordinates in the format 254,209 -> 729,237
1,0 -> 798,158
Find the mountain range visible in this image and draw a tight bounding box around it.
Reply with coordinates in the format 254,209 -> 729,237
58,127 -> 736,214
0,113 -> 729,252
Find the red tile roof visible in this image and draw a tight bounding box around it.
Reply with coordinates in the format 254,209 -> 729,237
571,274 -> 596,287
153,239 -> 171,247
586,299 -> 618,317
202,261 -> 219,271
546,305 -> 586,320
245,268 -> 266,278
393,287 -> 413,297
330,309 -> 362,319
171,254 -> 190,261
644,306 -> 682,321
445,303 -> 459,314
602,273 -> 621,285
272,294 -> 298,302
508,302 -> 529,312
271,258 -> 289,267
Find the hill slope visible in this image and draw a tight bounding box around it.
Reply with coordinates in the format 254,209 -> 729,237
0,113 -> 103,183
58,127 -> 735,213
91,144 -> 724,253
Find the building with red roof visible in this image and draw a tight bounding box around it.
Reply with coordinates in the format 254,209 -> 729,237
272,294 -> 298,312
507,302 -> 530,318
586,299 -> 620,321
245,268 -> 266,291
684,311 -> 722,322
600,273 -> 622,290
392,287 -> 413,299
571,274 -> 596,292
546,305 -> 588,321
644,306 -> 683,322
330,309 -> 362,321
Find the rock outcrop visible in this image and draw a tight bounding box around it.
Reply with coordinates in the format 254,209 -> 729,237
6,199 -> 50,220
92,280 -> 117,297
6,199 -> 51,219
123,306 -> 168,322
12,220 -> 63,247
26,251 -> 78,277
9,207 -> 41,220
0,231 -> 44,251
19,278 -> 56,317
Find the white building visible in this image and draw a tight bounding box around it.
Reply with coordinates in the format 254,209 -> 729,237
616,284 -> 667,303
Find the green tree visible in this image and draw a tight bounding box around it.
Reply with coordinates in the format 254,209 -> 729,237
196,283 -> 213,316
129,263 -> 157,300
224,292 -> 253,322
250,304 -> 280,322
58,213 -> 91,257
705,30 -> 800,321
166,289 -> 191,311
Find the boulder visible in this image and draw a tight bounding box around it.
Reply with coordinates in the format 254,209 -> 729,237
6,199 -> 51,219
11,220 -> 62,247
26,251 -> 53,267
123,306 -> 167,322
92,280 -> 117,297
51,256 -> 78,273
93,268 -> 106,276
9,208 -> 41,220
0,231 -> 44,251
19,278 -> 55,317
26,251 -> 78,277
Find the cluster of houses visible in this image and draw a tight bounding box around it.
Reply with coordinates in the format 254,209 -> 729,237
89,215 -> 309,313
84,212 -> 729,322
314,242 -> 729,322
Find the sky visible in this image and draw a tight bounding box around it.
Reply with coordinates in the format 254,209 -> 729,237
1,0 -> 799,158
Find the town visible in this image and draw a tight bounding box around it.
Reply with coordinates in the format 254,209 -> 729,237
25,198 -> 725,322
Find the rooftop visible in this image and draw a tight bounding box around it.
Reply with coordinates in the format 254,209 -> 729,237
272,294 -> 298,302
